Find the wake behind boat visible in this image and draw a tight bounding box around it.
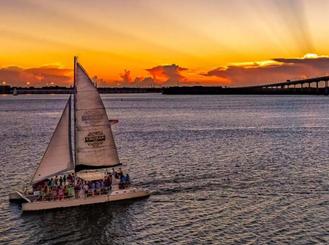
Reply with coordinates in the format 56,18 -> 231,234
9,57 -> 150,212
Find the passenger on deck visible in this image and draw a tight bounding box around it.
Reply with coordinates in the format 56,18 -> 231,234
67,173 -> 73,184
95,181 -> 101,195
125,174 -> 130,187
83,182 -> 89,197
74,183 -> 78,198
43,185 -> 49,201
54,176 -> 59,186
67,185 -> 74,198
58,186 -> 64,200
79,185 -> 85,198
119,174 -> 125,189
52,187 -> 57,200
91,181 -> 95,196
112,168 -> 119,179
104,174 -> 112,191
118,168 -> 123,178
48,178 -> 53,187
63,185 -> 68,197
108,174 -> 112,187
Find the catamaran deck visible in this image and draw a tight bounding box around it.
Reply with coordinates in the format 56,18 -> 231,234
22,188 -> 150,212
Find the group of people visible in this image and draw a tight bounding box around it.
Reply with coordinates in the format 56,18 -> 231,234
32,168 -> 131,201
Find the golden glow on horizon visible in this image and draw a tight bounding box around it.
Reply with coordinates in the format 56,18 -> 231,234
302,53 -> 329,59
230,60 -> 282,68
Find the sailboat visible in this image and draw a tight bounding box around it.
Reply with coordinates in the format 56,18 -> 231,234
10,57 -> 150,211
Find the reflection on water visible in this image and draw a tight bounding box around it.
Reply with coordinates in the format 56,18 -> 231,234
0,94 -> 329,244
20,200 -> 147,244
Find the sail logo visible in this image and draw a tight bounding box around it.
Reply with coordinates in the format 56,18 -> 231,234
85,131 -> 106,147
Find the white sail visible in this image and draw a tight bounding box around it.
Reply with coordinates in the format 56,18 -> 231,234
32,97 -> 74,183
74,59 -> 120,171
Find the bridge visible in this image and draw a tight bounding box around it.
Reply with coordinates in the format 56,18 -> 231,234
244,75 -> 329,94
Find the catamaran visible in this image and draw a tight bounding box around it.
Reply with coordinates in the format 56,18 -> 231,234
9,57 -> 150,211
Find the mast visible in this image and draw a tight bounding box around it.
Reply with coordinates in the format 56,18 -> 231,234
68,93 -> 73,166
73,56 -> 78,169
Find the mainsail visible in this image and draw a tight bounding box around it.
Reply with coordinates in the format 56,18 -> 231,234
32,97 -> 74,183
74,58 -> 120,171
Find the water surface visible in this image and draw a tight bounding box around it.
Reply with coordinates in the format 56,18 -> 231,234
0,94 -> 328,244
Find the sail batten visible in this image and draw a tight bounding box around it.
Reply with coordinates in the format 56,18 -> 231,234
32,97 -> 74,184
74,59 -> 120,171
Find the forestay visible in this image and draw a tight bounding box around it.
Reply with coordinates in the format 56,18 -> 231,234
74,61 -> 120,171
32,97 -> 74,183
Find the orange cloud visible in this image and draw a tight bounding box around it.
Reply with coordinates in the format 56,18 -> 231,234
114,69 -> 155,87
146,64 -> 187,85
0,65 -> 72,86
203,54 -> 329,86
113,65 -> 189,87
120,69 -> 132,83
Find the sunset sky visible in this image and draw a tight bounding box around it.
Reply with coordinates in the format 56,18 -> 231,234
2,0 -> 329,87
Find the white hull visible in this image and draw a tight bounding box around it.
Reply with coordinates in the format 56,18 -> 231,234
22,188 -> 150,212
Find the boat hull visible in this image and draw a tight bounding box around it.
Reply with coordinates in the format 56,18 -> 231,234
9,191 -> 32,203
22,188 -> 150,212
9,192 -> 23,202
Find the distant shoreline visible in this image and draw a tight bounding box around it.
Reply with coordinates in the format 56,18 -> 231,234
1,85 -> 328,95
0,86 -> 162,94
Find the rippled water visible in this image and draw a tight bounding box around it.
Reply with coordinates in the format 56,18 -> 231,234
0,94 -> 329,244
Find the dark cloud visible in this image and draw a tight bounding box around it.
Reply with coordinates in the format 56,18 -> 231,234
274,57 -> 329,68
203,55 -> 329,86
0,65 -> 72,86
